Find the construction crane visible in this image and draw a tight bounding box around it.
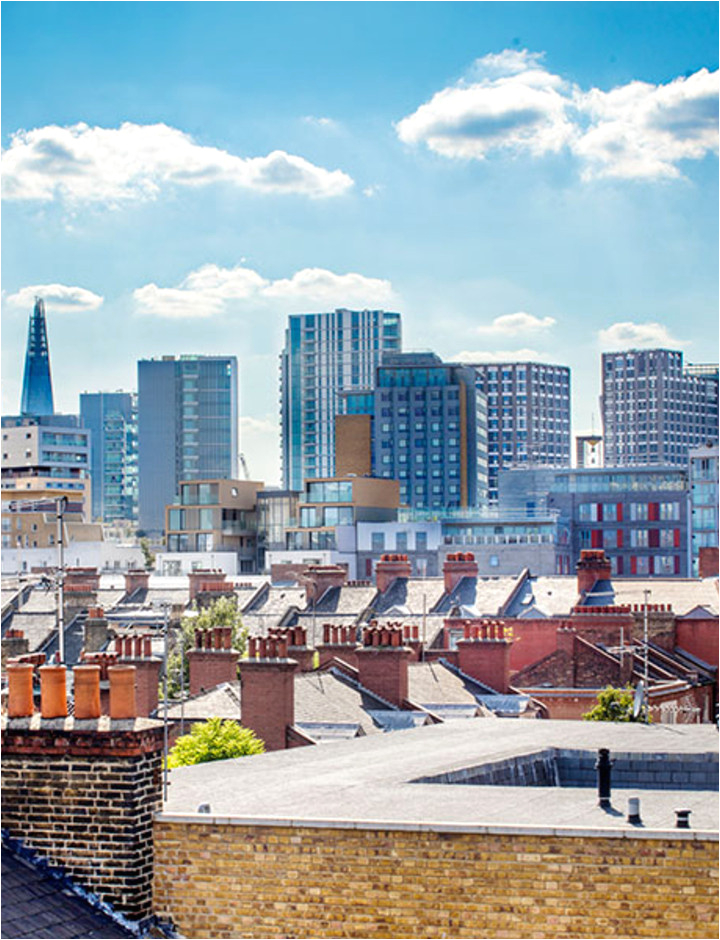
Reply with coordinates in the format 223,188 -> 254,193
239,453 -> 250,481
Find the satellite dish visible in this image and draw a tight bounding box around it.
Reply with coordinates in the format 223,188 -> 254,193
633,682 -> 644,719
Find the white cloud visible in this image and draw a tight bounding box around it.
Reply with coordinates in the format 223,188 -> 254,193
4,283 -> 103,312
573,68 -> 719,180
133,263 -> 397,319
453,348 -> 549,364
597,321 -> 687,349
396,51 -> 718,180
396,49 -> 576,161
302,116 -> 338,129
1,122 -> 354,205
474,311 -> 556,336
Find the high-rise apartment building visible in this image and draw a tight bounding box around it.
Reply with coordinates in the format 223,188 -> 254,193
137,356 -> 238,535
601,349 -> 719,467
80,392 -> 138,523
280,309 -> 401,491
473,362 -> 571,501
20,298 -> 54,417
689,444 -> 718,576
358,352 -> 488,510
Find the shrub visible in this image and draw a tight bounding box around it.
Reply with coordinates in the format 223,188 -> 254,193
167,717 -> 265,768
582,685 -> 646,722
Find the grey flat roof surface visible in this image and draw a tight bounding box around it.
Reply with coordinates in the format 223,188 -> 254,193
162,718 -> 718,835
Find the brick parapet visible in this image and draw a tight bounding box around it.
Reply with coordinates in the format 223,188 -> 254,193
153,820 -> 718,939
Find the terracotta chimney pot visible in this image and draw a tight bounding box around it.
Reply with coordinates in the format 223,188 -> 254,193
108,665 -> 137,719
40,665 -> 68,719
7,662 -> 35,718
74,665 -> 101,719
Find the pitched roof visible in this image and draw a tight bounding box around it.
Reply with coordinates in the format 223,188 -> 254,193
1,845 -> 135,940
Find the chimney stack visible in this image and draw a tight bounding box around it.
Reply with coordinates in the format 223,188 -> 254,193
188,569 -> 234,605
266,627 -> 315,672
187,627 -> 239,695
303,565 -> 347,605
317,624 -> 359,669
443,552 -> 479,595
241,639 -> 298,751
576,549 -> 612,596
356,625 -> 411,707
84,606 -> 110,653
374,554 -> 412,593
456,619 -> 512,693
115,633 -> 162,716
124,568 -> 150,598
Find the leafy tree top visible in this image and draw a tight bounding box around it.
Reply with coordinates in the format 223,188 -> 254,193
167,717 -> 265,768
582,685 -> 646,722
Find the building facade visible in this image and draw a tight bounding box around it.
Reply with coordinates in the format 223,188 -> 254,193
689,445 -> 719,577
499,465 -> 690,578
473,362 -> 571,502
280,309 -> 402,491
20,298 -> 55,417
80,392 -> 138,524
137,356 -> 238,535
366,353 -> 488,511
601,349 -> 719,466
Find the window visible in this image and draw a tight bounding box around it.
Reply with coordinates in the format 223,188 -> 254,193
396,532 -> 408,552
416,532 -> 427,552
630,503 -> 649,521
371,532 -> 385,552
631,529 -> 649,547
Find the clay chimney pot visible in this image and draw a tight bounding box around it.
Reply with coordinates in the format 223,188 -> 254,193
108,665 -> 137,720
39,665 -> 68,719
74,665 -> 101,719
7,662 -> 35,718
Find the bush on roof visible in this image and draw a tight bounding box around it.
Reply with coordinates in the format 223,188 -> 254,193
582,685 -> 648,722
167,717 -> 265,768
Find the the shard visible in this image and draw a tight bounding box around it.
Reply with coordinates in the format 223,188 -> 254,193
20,297 -> 55,416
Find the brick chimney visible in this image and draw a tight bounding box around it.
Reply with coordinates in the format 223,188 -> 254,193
241,637 -> 298,751
84,606 -> 110,652
316,624 -> 359,669
356,625 -> 412,707
2,629 -> 29,669
188,569 -> 234,605
576,549 -> 612,596
187,627 -> 239,695
374,554 -> 412,593
556,624 -> 576,658
64,567 -> 99,620
303,565 -> 347,605
267,627 -> 315,672
443,552 -> 479,594
115,634 -> 162,717
1,664 -> 163,922
124,568 -> 149,598
456,619 -> 512,693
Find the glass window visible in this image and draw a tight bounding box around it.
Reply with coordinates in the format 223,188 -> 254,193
168,508 -> 183,530
415,532 -> 427,552
396,531 -> 408,552
371,532 -> 385,552
631,529 -> 649,547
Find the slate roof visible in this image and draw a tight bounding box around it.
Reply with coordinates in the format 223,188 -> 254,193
608,578 -> 719,617
432,575 -> 521,618
503,576 -> 581,618
165,682 -> 242,722
407,660 -> 495,709
1,846 -> 135,939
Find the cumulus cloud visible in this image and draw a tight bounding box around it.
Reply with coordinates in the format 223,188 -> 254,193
597,321 -> 687,349
133,263 -> 397,319
1,122 -> 354,205
5,283 -> 103,312
453,348 -> 549,364
302,116 -> 338,129
474,311 -> 556,336
396,50 -> 718,180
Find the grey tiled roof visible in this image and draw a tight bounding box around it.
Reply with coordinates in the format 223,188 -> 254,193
1,846 -> 135,939
408,660 -> 495,709
165,682 -> 242,722
294,669 -> 391,737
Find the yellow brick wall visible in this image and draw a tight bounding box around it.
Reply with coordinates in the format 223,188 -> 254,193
153,821 -> 718,939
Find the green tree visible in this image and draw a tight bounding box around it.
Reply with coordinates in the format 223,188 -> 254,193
164,595 -> 247,699
583,685 -> 645,722
167,717 -> 264,768
139,537 -> 155,570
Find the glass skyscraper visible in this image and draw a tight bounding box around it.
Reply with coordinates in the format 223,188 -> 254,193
280,309 -> 401,491
137,356 -> 238,535
80,391 -> 138,523
20,298 -> 54,417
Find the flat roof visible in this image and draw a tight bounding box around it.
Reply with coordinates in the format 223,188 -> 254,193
161,718 -> 718,838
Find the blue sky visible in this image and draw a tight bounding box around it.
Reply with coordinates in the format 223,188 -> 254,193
2,2 -> 718,485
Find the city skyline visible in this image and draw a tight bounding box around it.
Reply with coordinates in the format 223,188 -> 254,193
2,2 -> 718,485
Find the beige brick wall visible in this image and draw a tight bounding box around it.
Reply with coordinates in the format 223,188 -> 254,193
153,821 -> 718,939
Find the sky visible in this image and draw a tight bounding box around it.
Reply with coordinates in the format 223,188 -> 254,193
2,1 -> 718,486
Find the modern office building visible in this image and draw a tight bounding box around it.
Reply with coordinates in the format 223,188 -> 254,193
689,445 -> 718,577
1,414 -> 92,549
601,349 -> 719,466
473,362 -> 571,501
280,309 -> 402,491
80,391 -> 138,524
575,434 -> 603,468
499,465 -> 690,578
20,298 -> 55,417
349,352 -> 488,510
137,356 -> 238,535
